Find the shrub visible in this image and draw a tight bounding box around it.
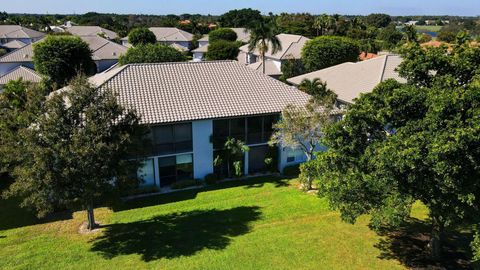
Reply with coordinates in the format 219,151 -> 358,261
204,173 -> 219,185
205,40 -> 241,60
119,43 -> 187,65
301,36 -> 360,72
128,28 -> 157,46
283,164 -> 300,177
209,28 -> 238,43
437,31 -> 457,43
170,179 -> 200,190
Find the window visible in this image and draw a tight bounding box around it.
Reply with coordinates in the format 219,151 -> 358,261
247,116 -> 263,144
230,118 -> 245,141
151,123 -> 192,155
138,159 -> 155,187
286,148 -> 305,163
158,154 -> 194,187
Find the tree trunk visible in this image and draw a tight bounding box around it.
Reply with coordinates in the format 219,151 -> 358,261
262,52 -> 266,74
429,217 -> 444,260
304,151 -> 314,190
86,203 -> 96,230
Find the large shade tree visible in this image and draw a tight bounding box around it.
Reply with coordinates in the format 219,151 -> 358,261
308,38 -> 480,260
33,35 -> 96,88
4,76 -> 147,230
119,43 -> 186,65
301,36 -> 359,72
247,18 -> 282,74
128,27 -> 157,46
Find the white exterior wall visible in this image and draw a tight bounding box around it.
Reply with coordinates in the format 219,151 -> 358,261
0,62 -> 34,76
198,41 -> 209,47
192,120 -> 214,179
278,144 -> 327,173
193,52 -> 204,62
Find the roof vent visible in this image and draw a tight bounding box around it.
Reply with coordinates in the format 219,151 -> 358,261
112,52 -> 117,56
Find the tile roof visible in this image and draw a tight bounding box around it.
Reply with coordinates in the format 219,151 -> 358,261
1,40 -> 27,50
0,36 -> 127,63
88,61 -> 311,124
288,54 -> 407,104
240,34 -> 310,60
0,66 -> 41,85
148,27 -> 194,42
0,25 -> 45,39
65,26 -> 118,39
247,60 -> 282,76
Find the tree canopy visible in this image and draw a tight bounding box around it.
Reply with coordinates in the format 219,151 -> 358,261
205,40 -> 241,61
33,35 -> 96,88
364,13 -> 392,28
118,43 -> 187,65
128,27 -> 157,46
208,28 -> 238,43
301,36 -> 360,72
307,38 -> 480,260
4,76 -> 147,230
218,8 -> 263,28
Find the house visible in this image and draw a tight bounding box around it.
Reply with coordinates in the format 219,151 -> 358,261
0,35 -> 128,76
86,61 -> 311,187
65,26 -> 119,40
193,28 -> 250,62
238,34 -> 310,77
288,54 -> 406,105
120,27 -> 194,51
0,25 -> 45,45
0,66 -> 41,91
405,21 -> 419,26
0,40 -> 27,52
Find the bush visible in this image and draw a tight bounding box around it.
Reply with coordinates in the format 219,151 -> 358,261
301,36 -> 360,72
437,31 -> 457,43
204,173 -> 219,185
119,43 -> 187,65
170,179 -> 200,190
205,40 -> 241,60
128,28 -> 157,46
209,28 -> 238,43
283,164 -> 300,177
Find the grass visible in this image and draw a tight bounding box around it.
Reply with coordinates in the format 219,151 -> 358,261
0,177 -> 473,269
415,25 -> 443,32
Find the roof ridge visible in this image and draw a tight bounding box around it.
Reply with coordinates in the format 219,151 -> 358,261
124,60 -> 235,67
378,54 -> 389,83
0,42 -> 33,62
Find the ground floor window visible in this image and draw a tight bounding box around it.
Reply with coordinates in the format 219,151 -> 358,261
286,148 -> 305,163
138,158 -> 155,187
158,154 -> 193,187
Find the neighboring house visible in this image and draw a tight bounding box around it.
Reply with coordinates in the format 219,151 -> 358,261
0,25 -> 45,45
0,66 -> 41,91
86,61 -> 311,187
0,40 -> 27,52
193,28 -> 250,62
288,54 -> 406,105
0,35 -> 128,76
405,21 -> 419,26
65,26 -> 119,40
121,27 -> 194,51
238,34 -> 310,77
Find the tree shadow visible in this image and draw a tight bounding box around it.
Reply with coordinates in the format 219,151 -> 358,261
115,176 -> 289,212
375,218 -> 473,269
90,206 -> 262,261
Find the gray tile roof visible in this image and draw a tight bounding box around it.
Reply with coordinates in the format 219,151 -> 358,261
240,34 -> 310,60
148,27 -> 194,42
1,40 -> 26,50
0,66 -> 41,85
0,36 -> 127,63
247,60 -> 282,76
0,25 -> 45,39
287,54 -> 407,104
65,26 -> 118,39
88,61 -> 311,124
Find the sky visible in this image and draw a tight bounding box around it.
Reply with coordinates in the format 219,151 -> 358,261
2,0 -> 480,16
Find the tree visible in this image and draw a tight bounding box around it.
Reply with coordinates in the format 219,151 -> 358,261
248,19 -> 282,74
377,24 -> 403,50
279,56 -> 305,81
308,40 -> 480,260
314,14 -> 333,36
301,36 -> 359,72
128,27 -> 157,46
270,97 -> 336,190
438,30 -> 457,43
33,35 -> 96,88
205,40 -> 241,60
364,13 -> 392,28
298,78 -> 337,104
276,13 -> 316,38
403,25 -> 418,43
213,138 -> 249,178
4,76 -> 147,230
218,8 -> 263,28
208,28 -> 237,43
118,43 -> 187,65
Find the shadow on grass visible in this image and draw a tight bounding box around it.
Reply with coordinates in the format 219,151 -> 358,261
114,176 -> 289,212
0,196 -> 73,231
375,218 -> 473,269
90,206 -> 261,261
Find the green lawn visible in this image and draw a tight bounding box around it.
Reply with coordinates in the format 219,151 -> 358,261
415,25 -> 443,32
0,177 -> 472,269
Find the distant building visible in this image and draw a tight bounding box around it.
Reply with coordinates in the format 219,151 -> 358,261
65,26 -> 119,40
0,25 -> 45,45
0,66 -> 41,91
121,27 -> 194,52
405,21 -> 419,26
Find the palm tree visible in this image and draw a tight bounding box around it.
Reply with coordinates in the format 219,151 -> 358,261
314,14 -> 331,36
298,78 -> 337,104
404,25 -> 418,44
248,19 -> 282,74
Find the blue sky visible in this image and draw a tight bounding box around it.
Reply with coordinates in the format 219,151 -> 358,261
2,0 -> 480,16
